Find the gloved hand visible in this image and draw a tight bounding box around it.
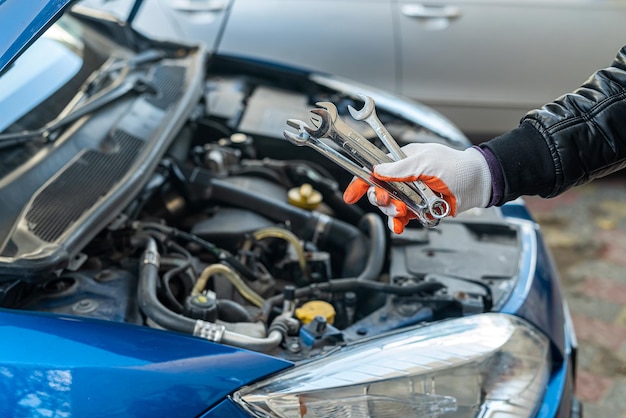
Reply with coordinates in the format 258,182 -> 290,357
343,143 -> 492,234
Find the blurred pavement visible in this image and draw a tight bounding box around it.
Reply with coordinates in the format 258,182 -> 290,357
524,173 -> 626,416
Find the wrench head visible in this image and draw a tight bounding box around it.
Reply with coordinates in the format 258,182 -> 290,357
347,93 -> 375,121
283,119 -> 311,146
314,101 -> 338,120
429,199 -> 451,219
305,109 -> 333,138
286,118 -> 307,131
283,130 -> 306,146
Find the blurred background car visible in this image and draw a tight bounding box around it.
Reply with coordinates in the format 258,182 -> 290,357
79,0 -> 626,140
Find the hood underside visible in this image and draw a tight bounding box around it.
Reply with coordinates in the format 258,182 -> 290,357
0,0 -> 75,75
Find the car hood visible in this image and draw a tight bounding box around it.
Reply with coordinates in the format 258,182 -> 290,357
76,0 -> 231,52
0,0 -> 232,76
0,309 -> 291,416
0,0 -> 75,76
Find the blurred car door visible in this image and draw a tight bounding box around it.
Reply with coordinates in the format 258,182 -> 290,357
395,0 -> 626,137
81,0 -> 626,140
218,0 -> 397,94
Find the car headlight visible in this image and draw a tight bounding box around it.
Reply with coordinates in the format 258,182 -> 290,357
233,313 -> 550,417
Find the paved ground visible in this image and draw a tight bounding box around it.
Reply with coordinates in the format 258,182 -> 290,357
524,173 -> 626,416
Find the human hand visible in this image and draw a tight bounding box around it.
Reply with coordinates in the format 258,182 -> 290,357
343,143 -> 492,233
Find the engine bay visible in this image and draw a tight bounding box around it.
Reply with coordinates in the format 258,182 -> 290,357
0,53 -> 522,361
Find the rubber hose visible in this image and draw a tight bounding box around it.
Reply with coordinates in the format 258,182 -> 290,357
260,213 -> 387,320
210,178 -> 369,277
221,329 -> 283,352
324,278 -> 445,296
217,299 -> 252,323
354,213 -> 386,282
241,227 -> 308,281
136,236 -> 286,351
193,263 -> 265,307
137,239 -> 197,334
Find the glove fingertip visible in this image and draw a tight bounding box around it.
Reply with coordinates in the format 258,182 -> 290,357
374,187 -> 390,206
392,217 -> 405,235
390,200 -> 407,217
343,179 -> 369,204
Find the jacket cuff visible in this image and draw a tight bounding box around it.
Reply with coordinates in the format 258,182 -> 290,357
472,145 -> 503,207
479,121 -> 555,205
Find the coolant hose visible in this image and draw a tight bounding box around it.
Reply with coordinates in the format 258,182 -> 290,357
216,299 -> 253,323
209,178 -> 369,277
322,277 -> 445,295
137,237 -> 197,334
193,263 -> 265,307
241,227 -> 308,281
354,213 -> 386,282
260,213 -> 387,320
135,235 -> 285,351
220,329 -> 283,352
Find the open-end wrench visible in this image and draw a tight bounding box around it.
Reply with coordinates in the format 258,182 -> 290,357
308,105 -> 432,213
347,94 -> 404,159
285,119 -> 372,181
314,101 -> 393,168
314,101 -> 448,219
284,119 -> 438,227
348,94 -> 450,219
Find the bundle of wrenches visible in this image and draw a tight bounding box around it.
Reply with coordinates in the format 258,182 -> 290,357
283,94 -> 450,228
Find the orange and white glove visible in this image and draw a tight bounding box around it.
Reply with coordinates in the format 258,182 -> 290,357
343,143 -> 492,234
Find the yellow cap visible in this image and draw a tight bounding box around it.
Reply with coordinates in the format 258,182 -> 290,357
295,300 -> 336,324
288,183 -> 322,210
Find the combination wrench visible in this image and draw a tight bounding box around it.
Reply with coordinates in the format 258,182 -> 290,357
313,100 -> 449,220
303,108 -> 432,211
348,94 -> 450,219
283,119 -> 438,227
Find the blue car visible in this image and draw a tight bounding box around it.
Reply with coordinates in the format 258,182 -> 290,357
0,1 -> 580,417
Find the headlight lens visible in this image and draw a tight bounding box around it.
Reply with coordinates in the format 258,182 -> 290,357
233,313 -> 550,417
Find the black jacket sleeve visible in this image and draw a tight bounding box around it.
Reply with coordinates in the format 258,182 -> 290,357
481,46 -> 626,204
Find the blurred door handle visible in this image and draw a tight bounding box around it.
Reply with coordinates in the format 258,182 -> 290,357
401,4 -> 461,20
169,0 -> 228,13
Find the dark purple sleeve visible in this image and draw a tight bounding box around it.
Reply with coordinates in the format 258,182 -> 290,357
472,145 -> 504,207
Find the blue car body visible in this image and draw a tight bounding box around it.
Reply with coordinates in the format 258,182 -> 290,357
0,0 -> 74,75
0,207 -> 577,417
0,1 -> 578,417
0,204 -> 578,417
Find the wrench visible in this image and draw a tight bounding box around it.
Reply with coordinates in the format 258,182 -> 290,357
284,119 -> 372,183
314,101 -> 393,169
314,101 -> 448,219
348,94 -> 450,219
302,108 -> 431,212
347,94 -> 403,159
284,119 -> 438,228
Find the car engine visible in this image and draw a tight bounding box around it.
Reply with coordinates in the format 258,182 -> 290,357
0,53 -> 522,362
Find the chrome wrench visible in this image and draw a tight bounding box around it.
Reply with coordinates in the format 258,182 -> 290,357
313,102 -> 447,220
284,119 -> 438,227
348,94 -> 450,219
309,104 -> 446,219
302,109 -> 428,210
313,101 -> 395,170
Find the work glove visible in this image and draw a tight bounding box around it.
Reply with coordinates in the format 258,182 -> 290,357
343,143 -> 492,234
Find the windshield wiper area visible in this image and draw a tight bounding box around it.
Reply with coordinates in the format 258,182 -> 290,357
0,51 -> 162,150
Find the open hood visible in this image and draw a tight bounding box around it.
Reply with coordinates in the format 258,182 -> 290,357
0,0 -> 75,75
0,0 -> 231,77
76,0 -> 232,52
